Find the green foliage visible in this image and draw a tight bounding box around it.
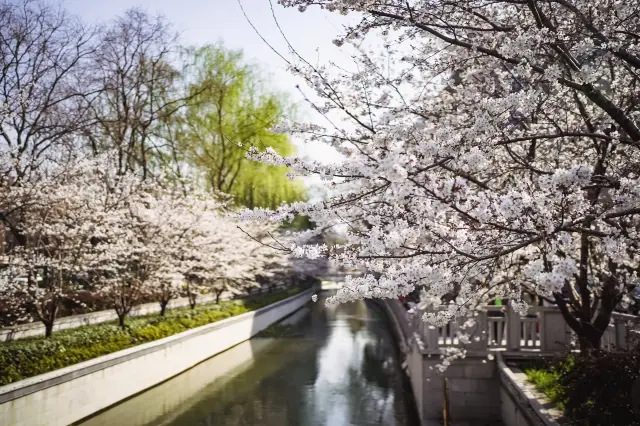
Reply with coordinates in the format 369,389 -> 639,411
174,44 -> 305,209
0,288 -> 303,386
526,350 -> 640,426
281,214 -> 316,231
524,361 -> 570,410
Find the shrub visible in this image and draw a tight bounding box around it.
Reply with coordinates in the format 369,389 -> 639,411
524,364 -> 568,410
527,348 -> 640,426
557,349 -> 640,426
0,287 -> 304,386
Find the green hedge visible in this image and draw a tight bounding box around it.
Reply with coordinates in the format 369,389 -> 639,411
0,287 -> 304,386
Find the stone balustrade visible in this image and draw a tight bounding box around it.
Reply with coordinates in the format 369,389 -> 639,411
407,304 -> 640,355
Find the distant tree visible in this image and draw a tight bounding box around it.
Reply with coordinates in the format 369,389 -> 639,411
0,0 -> 98,182
87,8 -> 185,179
175,44 -> 305,209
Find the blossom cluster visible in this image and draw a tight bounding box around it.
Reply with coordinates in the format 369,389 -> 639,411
241,0 -> 640,364
0,150 -> 294,329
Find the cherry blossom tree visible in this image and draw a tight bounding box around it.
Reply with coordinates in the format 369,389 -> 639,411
79,155 -> 157,329
134,186 -> 222,314
0,152 -> 137,335
182,205 -> 291,305
240,0 -> 640,351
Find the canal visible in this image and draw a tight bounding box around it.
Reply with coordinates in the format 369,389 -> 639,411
79,291 -> 419,426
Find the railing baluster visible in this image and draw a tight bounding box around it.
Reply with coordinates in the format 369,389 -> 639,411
507,305 -> 521,351
529,320 -> 536,347
490,319 -> 495,346
412,304 -> 636,355
451,320 -> 457,346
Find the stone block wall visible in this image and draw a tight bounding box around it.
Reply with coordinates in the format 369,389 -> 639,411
420,356 -> 501,423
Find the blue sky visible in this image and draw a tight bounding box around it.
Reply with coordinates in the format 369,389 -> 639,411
62,0 -> 357,163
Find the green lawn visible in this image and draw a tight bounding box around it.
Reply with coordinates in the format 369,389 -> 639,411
0,287 -> 305,386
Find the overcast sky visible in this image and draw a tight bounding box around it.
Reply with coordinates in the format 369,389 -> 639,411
62,0 -> 358,164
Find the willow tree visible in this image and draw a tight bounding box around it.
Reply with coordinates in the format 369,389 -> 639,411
177,45 -> 305,209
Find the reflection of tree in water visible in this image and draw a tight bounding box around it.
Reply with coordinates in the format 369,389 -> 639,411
196,393 -> 291,426
362,336 -> 394,390
348,329 -> 403,425
186,351 -> 312,426
308,297 -> 403,425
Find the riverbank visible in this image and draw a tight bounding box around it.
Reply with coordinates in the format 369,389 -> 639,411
0,287 -> 314,426
0,287 -> 305,386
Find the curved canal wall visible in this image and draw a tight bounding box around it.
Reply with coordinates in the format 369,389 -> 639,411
382,299 -> 568,426
0,288 -> 313,426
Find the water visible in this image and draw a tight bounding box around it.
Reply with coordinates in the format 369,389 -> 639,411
81,292 -> 419,426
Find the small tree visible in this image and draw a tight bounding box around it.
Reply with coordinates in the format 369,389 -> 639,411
0,154 -> 116,336
85,155 -> 154,329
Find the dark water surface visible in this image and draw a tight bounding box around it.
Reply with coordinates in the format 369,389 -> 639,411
81,292 -> 419,426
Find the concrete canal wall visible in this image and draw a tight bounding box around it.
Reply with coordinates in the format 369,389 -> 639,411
382,299 -> 563,426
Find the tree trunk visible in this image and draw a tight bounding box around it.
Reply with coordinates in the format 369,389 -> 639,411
186,285 -> 197,309
44,321 -> 54,338
216,291 -> 222,304
118,313 -> 127,329
553,292 -> 609,354
160,300 -> 169,316
443,377 -> 450,426
43,302 -> 58,338
578,335 -> 601,353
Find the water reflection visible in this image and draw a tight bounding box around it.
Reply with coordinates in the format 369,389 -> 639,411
82,293 -> 418,426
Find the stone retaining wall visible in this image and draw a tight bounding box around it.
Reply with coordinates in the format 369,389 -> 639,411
497,353 -> 564,426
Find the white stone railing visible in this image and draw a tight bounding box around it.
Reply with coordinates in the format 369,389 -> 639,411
408,304 -> 638,354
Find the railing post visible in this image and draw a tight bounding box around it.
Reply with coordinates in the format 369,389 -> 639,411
540,308 -> 569,352
614,316 -> 628,350
506,305 -> 521,351
466,310 -> 488,352
425,324 -> 440,352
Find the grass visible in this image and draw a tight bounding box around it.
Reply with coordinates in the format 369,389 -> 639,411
524,367 -> 566,410
0,287 -> 305,386
523,357 -> 574,411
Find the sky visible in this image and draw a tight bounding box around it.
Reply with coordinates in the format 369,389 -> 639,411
61,0 -> 358,164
